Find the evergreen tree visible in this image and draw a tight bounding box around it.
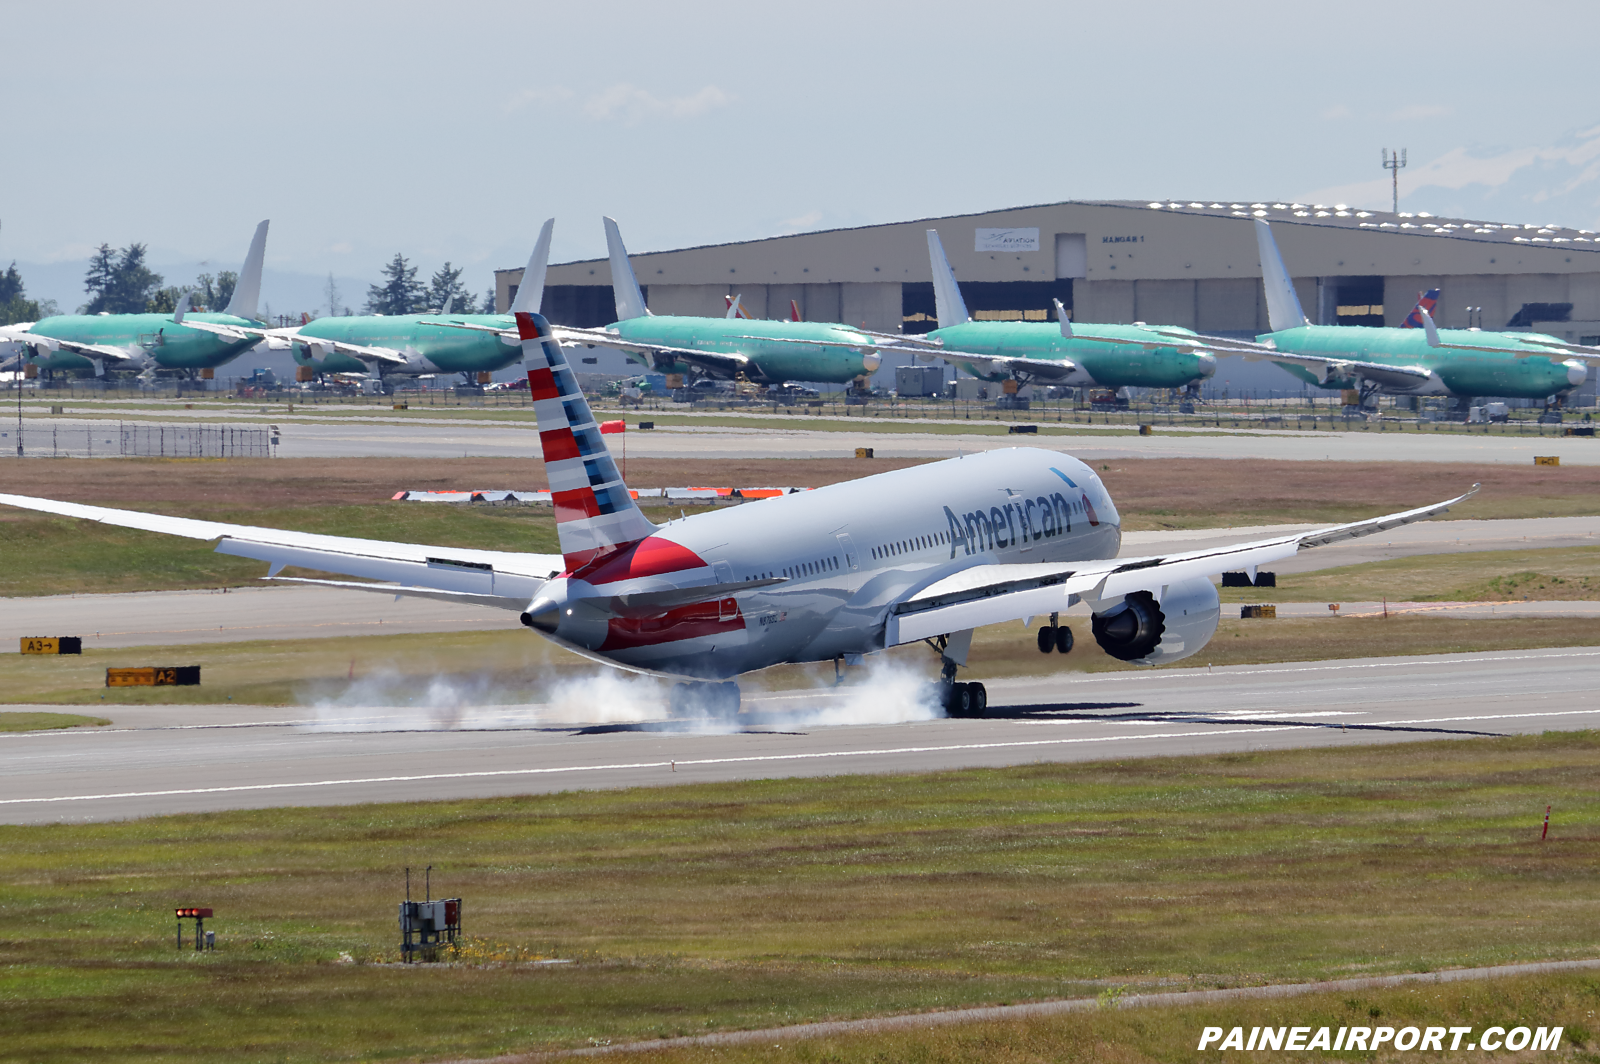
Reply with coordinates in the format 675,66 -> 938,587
194,271 -> 237,313
84,244 -> 163,314
0,262 -> 44,325
484,286 -> 498,314
324,273 -> 342,317
364,253 -> 424,315
424,261 -> 476,314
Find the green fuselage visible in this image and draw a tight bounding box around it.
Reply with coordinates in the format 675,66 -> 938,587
610,316 -> 879,384
293,314 -> 525,376
26,313 -> 265,373
928,321 -> 1217,390
1262,325 -> 1583,399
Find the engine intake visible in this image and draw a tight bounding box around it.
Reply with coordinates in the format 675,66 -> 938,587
1090,576 -> 1220,666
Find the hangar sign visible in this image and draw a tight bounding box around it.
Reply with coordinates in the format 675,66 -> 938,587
975,228 -> 1040,253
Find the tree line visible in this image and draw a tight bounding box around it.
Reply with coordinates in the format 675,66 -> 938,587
2,238 -> 499,324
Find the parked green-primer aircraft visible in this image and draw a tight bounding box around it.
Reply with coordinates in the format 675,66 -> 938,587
0,222 -> 271,378
182,221 -> 557,387
549,218 -> 885,386
888,230 -> 1222,393
1245,219 -> 1596,406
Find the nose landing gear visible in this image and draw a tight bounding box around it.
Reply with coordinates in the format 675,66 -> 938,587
1035,613 -> 1074,654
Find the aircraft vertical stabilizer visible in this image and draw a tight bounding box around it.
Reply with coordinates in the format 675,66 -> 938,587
926,229 -> 970,329
603,217 -> 651,321
224,220 -> 270,321
509,218 -> 555,315
1401,288 -> 1442,329
518,311 -> 656,569
1253,219 -> 1309,331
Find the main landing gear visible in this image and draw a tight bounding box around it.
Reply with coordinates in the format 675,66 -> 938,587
926,637 -> 987,719
668,680 -> 741,719
1036,612 -> 1074,655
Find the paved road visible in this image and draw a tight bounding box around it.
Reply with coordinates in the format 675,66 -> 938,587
4,516 -> 1594,652
15,414 -> 1600,463
4,646 -> 1595,823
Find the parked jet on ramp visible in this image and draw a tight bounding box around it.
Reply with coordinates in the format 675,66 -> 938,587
180,221 -> 557,387
887,230 -> 1226,393
0,312 -> 1474,718
0,221 -> 271,378
1246,219 -> 1597,407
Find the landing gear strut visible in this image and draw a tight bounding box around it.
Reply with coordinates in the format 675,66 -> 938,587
668,680 -> 741,719
1035,613 -> 1074,654
926,635 -> 987,719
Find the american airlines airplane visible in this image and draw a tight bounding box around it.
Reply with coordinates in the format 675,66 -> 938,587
0,313 -> 1474,718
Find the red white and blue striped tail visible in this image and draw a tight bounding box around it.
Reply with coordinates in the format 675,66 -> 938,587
518,312 -> 656,571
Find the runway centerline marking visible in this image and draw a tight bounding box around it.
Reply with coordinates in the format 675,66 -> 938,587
6,705 -> 1600,807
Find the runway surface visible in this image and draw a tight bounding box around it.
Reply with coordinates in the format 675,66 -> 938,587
4,645 -> 1596,824
17,414 -> 1600,463
4,516 -> 1594,651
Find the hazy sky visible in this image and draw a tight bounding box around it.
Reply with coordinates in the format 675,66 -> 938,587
4,0 -> 1597,309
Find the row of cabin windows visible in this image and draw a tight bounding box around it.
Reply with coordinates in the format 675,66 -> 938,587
745,556 -> 841,582
872,530 -> 950,561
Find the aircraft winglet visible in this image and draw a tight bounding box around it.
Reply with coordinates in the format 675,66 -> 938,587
173,291 -> 191,324
926,229 -> 970,329
603,217 -> 651,321
1054,298 -> 1073,339
224,219 -> 270,321
1253,219 -> 1310,332
510,217 -> 555,315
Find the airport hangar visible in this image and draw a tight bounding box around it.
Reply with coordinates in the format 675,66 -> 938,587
495,200 -> 1600,397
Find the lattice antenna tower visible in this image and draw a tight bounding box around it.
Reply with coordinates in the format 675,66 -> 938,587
1382,148 -> 1408,213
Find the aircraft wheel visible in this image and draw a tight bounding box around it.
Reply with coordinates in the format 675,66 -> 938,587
1036,626 -> 1056,653
1055,625 -> 1074,655
970,682 -> 988,716
945,682 -> 974,718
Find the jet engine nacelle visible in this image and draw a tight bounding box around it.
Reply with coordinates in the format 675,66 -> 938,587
1089,576 -> 1220,666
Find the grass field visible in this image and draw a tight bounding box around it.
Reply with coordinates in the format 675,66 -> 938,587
7,615 -> 1600,706
1217,546 -> 1600,605
0,711 -> 108,731
2,456 -> 1597,597
1,732 -> 1596,1061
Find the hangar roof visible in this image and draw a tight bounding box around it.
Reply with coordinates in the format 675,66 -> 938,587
524,199 -> 1600,290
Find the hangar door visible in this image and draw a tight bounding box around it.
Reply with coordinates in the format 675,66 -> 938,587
1055,234 -> 1087,279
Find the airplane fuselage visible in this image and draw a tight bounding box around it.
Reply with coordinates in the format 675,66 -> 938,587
537,447 -> 1121,678
23,314 -> 265,373
609,316 -> 880,384
1261,325 -> 1584,399
928,321 -> 1218,390
294,314 -> 525,377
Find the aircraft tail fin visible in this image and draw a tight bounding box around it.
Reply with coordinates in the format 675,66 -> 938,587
790,299 -> 802,322
173,291 -> 191,324
724,294 -> 751,319
224,219 -> 269,321
603,217 -> 650,321
1253,219 -> 1310,331
1401,288 -> 1442,329
926,229 -> 970,329
518,311 -> 656,570
509,217 -> 555,314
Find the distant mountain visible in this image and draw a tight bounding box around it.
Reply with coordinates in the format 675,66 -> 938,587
1301,123 -> 1600,230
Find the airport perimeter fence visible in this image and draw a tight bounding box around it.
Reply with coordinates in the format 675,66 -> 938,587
6,420 -> 273,459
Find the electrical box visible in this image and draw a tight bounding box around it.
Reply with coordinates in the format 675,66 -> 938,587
954,378 -> 986,401
894,366 -> 944,397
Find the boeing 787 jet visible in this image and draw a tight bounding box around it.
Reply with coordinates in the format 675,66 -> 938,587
0,312 -> 1474,718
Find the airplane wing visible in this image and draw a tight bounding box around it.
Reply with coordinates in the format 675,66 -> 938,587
922,349 -> 1081,381
420,319 -> 751,377
0,493 -> 563,610
1417,309 -> 1600,365
2,328 -> 141,363
884,486 -> 1477,646
177,319 -> 409,366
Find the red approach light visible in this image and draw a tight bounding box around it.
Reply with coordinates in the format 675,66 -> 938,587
175,907 -> 213,918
